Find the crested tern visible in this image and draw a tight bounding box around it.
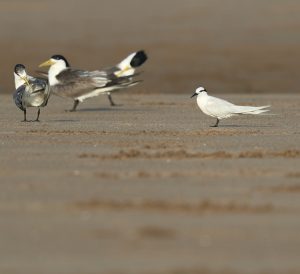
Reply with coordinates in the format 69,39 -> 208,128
191,86 -> 270,127
13,64 -> 50,122
39,50 -> 147,111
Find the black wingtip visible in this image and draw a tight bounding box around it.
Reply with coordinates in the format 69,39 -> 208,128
130,50 -> 148,68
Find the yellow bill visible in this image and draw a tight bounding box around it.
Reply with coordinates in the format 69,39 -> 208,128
39,59 -> 55,67
21,75 -> 30,87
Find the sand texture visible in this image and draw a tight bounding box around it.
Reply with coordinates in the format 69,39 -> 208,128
0,93 -> 300,274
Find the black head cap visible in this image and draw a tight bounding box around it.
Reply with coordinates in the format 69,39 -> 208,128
130,50 -> 148,68
51,54 -> 70,67
14,64 -> 26,74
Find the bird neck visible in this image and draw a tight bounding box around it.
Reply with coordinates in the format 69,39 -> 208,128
48,62 -> 67,86
198,91 -> 208,98
197,91 -> 208,103
14,73 -> 25,89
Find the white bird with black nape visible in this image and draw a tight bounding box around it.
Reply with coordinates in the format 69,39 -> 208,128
39,50 -> 147,111
191,86 -> 270,127
13,64 -> 50,122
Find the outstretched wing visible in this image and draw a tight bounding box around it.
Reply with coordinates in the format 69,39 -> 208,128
53,68 -> 110,98
104,50 -> 148,77
53,68 -> 141,99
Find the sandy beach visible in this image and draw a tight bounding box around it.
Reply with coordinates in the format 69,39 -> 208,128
1,0 -> 300,273
1,92 -> 300,274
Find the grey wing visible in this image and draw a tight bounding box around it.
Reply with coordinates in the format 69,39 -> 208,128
87,70 -> 140,89
28,78 -> 51,107
13,86 -> 25,111
30,77 -> 48,92
37,81 -> 51,107
54,69 -> 110,98
102,65 -> 118,75
34,71 -> 49,80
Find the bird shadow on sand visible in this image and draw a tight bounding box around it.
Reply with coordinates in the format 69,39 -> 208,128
76,107 -> 146,112
48,119 -> 81,122
219,124 -> 273,128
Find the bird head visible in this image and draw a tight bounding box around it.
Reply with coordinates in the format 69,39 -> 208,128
14,64 -> 26,76
14,64 -> 30,87
39,54 -> 70,69
191,86 -> 207,98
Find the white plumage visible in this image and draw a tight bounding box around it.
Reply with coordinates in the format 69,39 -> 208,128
191,86 -> 270,127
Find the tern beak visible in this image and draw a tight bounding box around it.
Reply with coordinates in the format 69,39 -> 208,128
39,59 -> 55,68
191,93 -> 197,98
20,75 -> 30,87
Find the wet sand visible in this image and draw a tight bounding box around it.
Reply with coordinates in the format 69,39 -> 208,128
0,93 -> 300,274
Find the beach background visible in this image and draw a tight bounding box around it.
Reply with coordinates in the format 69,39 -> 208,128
0,0 -> 300,94
0,1 -> 300,274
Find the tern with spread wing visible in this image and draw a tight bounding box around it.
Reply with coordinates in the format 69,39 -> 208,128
39,50 -> 147,111
13,64 -> 50,122
103,50 -> 147,105
191,86 -> 270,127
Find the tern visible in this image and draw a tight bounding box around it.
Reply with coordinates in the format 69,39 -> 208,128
13,64 -> 50,122
39,50 -> 147,111
191,86 -> 270,127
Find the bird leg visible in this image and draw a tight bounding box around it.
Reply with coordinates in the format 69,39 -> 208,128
211,118 -> 220,127
22,109 -> 27,122
35,108 -> 41,122
107,92 -> 116,106
68,99 -> 80,112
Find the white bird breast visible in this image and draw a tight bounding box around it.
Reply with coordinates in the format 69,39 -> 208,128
30,96 -> 45,107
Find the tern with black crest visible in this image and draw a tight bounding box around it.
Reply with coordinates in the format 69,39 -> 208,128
39,50 -> 147,111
